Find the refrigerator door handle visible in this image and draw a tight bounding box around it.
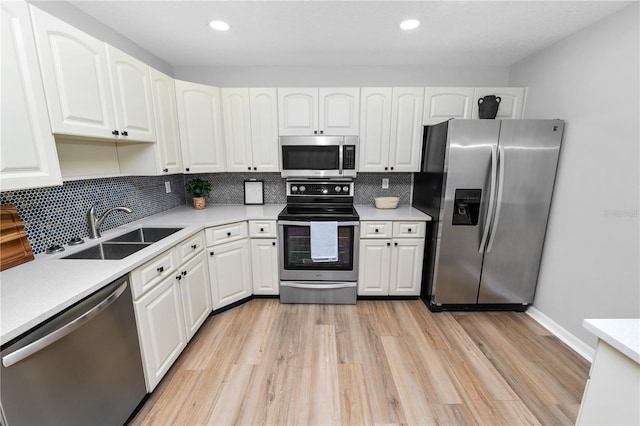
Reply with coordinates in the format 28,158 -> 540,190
487,145 -> 506,253
479,145 -> 498,253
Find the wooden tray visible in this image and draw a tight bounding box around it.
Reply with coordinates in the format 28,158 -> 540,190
1,205 -> 34,271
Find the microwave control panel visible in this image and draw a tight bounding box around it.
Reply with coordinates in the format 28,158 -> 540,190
343,145 -> 356,170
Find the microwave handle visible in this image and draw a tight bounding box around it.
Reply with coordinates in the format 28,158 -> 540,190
339,143 -> 343,175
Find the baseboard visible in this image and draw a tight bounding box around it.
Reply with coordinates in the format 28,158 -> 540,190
527,306 -> 595,362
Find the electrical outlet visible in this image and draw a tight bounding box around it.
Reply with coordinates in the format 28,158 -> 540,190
165,181 -> 171,193
382,178 -> 389,189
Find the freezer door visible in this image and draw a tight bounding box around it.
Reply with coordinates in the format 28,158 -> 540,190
478,120 -> 563,304
432,120 -> 500,305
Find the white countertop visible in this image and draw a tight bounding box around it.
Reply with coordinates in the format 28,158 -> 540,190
1,203 -> 429,345
583,318 -> 640,364
355,205 -> 432,221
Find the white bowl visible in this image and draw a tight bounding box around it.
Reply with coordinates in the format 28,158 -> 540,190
374,197 -> 399,209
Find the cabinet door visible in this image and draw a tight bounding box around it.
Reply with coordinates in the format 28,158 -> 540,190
277,88 -> 318,135
358,239 -> 391,296
222,88 -> 253,172
389,87 -> 424,172
149,67 -> 182,174
249,88 -> 280,172
250,239 -> 279,295
359,88 -> 392,172
208,239 -> 252,309
178,252 -> 211,341
423,87 -> 474,125
1,2 -> 62,191
134,275 -> 186,391
319,88 -> 360,135
472,87 -> 525,119
106,45 -> 156,142
389,239 -> 425,296
30,6 -> 116,139
175,80 -> 225,173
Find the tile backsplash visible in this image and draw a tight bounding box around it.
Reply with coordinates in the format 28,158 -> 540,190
1,175 -> 185,255
1,172 -> 412,255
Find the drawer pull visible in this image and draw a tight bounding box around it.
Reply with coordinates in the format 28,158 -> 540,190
375,229 -> 379,233
227,232 -> 231,236
156,266 -> 164,273
175,275 -> 182,281
272,242 -> 276,246
191,244 -> 197,249
182,270 -> 187,276
210,252 -> 214,256
394,242 -> 398,246
387,242 -> 390,246
260,228 -> 264,232
408,228 -> 412,232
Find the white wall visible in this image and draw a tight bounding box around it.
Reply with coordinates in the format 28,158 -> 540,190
173,64 -> 510,87
28,1 -> 172,75
509,3 -> 639,351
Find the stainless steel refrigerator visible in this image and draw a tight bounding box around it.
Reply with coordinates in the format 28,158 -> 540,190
412,119 -> 564,311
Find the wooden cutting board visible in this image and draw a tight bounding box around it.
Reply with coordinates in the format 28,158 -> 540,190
1,205 -> 35,271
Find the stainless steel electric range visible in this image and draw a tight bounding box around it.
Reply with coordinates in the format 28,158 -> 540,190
277,180 -> 359,304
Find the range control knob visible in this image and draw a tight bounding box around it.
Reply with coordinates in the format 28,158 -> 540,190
299,185 -> 306,192
343,186 -> 350,193
335,186 -> 341,192
291,185 -> 298,192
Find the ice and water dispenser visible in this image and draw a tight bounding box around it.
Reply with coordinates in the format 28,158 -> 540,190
452,189 -> 481,225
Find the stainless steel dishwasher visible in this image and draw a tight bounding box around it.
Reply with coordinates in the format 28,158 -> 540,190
0,275 -> 147,426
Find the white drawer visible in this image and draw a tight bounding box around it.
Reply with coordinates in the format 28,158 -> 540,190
360,221 -> 392,238
205,221 -> 248,247
392,221 -> 426,238
249,220 -> 277,238
176,231 -> 205,265
131,249 -> 177,299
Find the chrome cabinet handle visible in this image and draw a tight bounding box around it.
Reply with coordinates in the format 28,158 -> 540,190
2,282 -> 128,368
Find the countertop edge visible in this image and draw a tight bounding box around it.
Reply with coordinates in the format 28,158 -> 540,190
583,318 -> 640,364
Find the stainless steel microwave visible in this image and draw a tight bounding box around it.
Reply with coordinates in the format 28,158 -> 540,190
279,136 -> 358,178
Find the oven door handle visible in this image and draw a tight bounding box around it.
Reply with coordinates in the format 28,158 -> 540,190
280,281 -> 357,289
278,220 -> 360,227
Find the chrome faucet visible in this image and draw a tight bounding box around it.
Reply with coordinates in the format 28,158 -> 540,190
86,203 -> 133,239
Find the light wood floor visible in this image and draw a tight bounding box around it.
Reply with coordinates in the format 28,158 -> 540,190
131,299 -> 590,426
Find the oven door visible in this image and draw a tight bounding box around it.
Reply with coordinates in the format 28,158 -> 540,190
278,220 -> 359,282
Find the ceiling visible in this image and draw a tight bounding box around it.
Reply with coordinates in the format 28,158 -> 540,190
68,1 -> 632,68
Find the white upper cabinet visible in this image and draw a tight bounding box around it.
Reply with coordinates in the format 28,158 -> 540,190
249,88 -> 280,172
389,87 -> 424,172
30,6 -> 155,142
149,68 -> 182,174
472,87 -> 526,119
175,80 -> 225,174
222,88 -> 279,172
359,88 -> 392,172
106,45 -> 156,142
1,1 -> 62,191
423,87 -> 475,125
30,5 -> 116,140
359,87 -> 424,172
278,88 -> 359,135
319,88 -> 360,135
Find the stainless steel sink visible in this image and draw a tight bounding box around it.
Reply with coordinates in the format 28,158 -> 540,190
105,227 -> 183,243
62,242 -> 151,260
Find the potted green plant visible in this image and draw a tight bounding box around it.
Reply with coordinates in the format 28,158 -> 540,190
185,178 -> 212,209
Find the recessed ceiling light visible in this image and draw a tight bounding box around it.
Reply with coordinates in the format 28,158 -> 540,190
209,20 -> 230,31
400,19 -> 420,30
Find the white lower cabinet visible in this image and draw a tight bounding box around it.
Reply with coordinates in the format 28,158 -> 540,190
132,231 -> 210,392
177,252 -> 211,341
358,221 -> 426,296
134,273 -> 186,392
248,220 -> 279,295
207,223 -> 253,309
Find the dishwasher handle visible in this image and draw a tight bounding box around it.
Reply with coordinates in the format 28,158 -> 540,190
2,281 -> 128,368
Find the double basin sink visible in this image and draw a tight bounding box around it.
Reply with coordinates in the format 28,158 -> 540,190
63,227 -> 182,260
